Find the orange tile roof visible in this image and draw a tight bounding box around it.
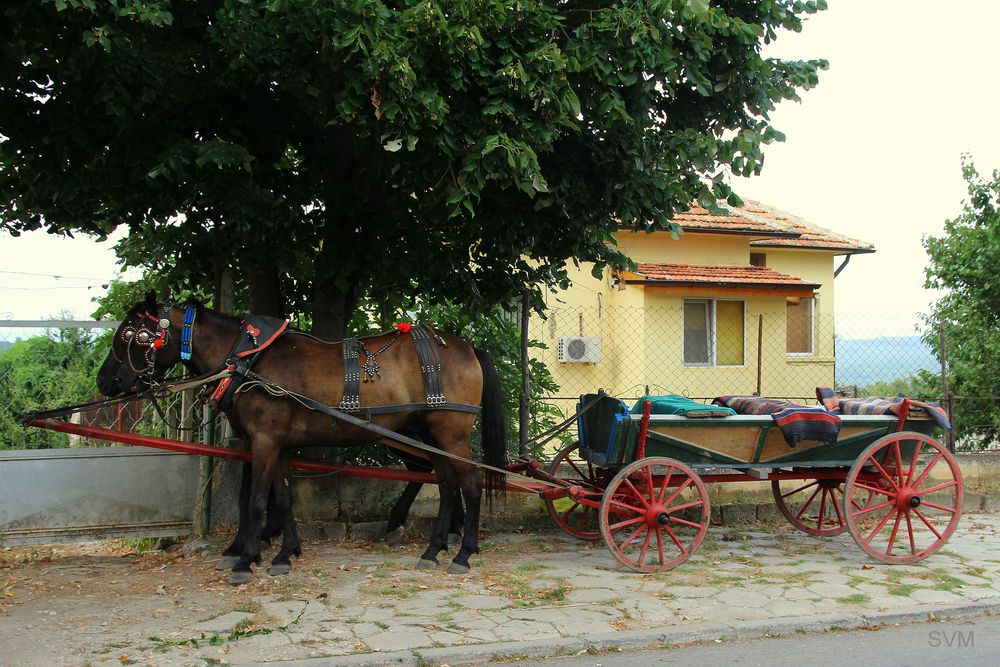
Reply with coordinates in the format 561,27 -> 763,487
631,263 -> 820,289
661,200 -> 875,254
741,201 -> 875,253
668,205 -> 798,238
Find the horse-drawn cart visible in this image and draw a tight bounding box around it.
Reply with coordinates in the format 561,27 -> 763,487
28,388 -> 963,575
541,392 -> 963,572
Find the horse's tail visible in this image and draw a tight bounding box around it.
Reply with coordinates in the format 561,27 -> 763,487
475,347 -> 507,502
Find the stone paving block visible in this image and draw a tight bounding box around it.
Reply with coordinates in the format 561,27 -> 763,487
361,628 -> 435,651
909,588 -> 963,604
193,610 -> 255,634
959,586 -> 1000,599
564,588 -> 623,603
261,600 -> 308,627
714,588 -> 766,608
449,594 -> 513,610
492,618 -> 560,641
763,598 -> 824,617
662,585 -> 720,599
806,582 -> 863,599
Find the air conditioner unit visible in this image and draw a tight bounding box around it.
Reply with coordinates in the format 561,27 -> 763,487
558,336 -> 602,363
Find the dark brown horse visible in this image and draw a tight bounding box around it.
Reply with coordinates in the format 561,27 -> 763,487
96,294 -> 505,584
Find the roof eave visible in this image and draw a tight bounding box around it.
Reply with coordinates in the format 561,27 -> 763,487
625,279 -> 821,290
678,227 -> 800,239
749,242 -> 877,255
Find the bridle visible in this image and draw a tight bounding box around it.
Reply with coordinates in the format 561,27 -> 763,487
112,303 -> 197,385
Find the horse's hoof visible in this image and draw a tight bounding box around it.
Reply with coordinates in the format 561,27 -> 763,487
229,570 -> 252,586
447,532 -> 462,547
447,562 -> 471,575
416,558 -> 438,569
215,556 -> 240,571
386,527 -> 405,547
268,563 -> 292,576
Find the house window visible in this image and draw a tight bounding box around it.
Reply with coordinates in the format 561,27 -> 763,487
750,252 -> 767,267
786,297 -> 814,354
683,299 -> 745,367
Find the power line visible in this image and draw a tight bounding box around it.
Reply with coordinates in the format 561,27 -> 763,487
0,269 -> 109,280
0,284 -> 105,291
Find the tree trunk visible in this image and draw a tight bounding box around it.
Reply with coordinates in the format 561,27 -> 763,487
247,263 -> 285,318
311,238 -> 358,340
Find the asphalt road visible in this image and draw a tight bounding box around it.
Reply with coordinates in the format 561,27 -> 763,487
501,615 -> 1000,667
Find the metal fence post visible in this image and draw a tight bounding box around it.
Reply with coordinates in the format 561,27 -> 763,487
939,321 -> 956,452
755,314 -> 763,396
518,294 -> 530,457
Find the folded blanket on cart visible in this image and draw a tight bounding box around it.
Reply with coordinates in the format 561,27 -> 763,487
815,388 -> 950,430
714,396 -> 841,447
630,394 -> 736,418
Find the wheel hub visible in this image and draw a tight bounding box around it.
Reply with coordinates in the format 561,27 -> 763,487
895,488 -> 921,511
647,505 -> 671,527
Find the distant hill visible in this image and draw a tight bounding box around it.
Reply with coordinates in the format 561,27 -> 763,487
0,340 -> 12,352
835,336 -> 938,388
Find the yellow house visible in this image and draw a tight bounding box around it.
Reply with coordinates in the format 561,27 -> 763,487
532,201 -> 874,410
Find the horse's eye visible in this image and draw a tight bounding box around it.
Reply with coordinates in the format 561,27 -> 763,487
123,330 -> 134,341
137,331 -> 151,343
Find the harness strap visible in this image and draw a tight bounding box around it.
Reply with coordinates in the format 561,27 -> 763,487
411,325 -> 446,407
340,339 -> 361,412
180,305 -> 196,361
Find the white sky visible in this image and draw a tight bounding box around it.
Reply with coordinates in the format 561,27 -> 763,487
2,1 -> 999,330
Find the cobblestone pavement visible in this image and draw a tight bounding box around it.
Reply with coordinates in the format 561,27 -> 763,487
2,513 -> 999,666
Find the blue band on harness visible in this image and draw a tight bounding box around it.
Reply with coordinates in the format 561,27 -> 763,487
180,305 -> 196,361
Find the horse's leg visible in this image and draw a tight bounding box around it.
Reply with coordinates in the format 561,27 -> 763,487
216,460 -> 251,571
448,464 -> 483,575
386,480 -> 423,546
416,458 -> 456,568
230,438 -> 281,586
268,453 -> 301,576
448,487 -> 465,547
260,481 -> 283,548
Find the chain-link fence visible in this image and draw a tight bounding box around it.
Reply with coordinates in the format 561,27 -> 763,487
0,321 -> 223,450
529,306 -> 997,452
2,313 -> 997,453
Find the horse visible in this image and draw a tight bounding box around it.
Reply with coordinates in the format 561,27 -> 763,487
96,293 -> 506,585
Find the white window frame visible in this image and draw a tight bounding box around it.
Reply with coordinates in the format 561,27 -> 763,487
786,296 -> 815,356
682,298 -> 746,368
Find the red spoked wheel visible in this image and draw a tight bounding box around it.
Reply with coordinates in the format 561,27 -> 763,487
772,477 -> 851,536
843,432 -> 963,564
543,442 -> 603,540
599,457 -> 710,573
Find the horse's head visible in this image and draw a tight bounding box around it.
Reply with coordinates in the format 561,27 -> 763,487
97,291 -> 181,396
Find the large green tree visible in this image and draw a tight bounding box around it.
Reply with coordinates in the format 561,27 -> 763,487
2,0 -> 827,335
923,158 -> 1000,446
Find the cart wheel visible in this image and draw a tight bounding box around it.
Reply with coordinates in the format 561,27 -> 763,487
544,441 -> 602,540
772,478 -> 851,536
599,457 -> 710,573
843,432 -> 963,564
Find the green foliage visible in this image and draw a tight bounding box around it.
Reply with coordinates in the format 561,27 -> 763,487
859,369 -> 942,402
1,0 -> 828,334
923,158 -> 1000,447
0,324 -> 109,450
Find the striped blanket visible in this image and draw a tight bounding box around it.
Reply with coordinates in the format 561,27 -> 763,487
815,388 -> 950,430
713,396 -> 841,447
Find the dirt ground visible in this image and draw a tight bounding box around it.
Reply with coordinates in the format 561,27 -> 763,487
3,515 -> 999,667
0,526 -> 600,666
0,532 -> 405,666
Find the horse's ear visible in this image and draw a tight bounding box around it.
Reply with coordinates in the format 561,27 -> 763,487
144,290 -> 157,311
